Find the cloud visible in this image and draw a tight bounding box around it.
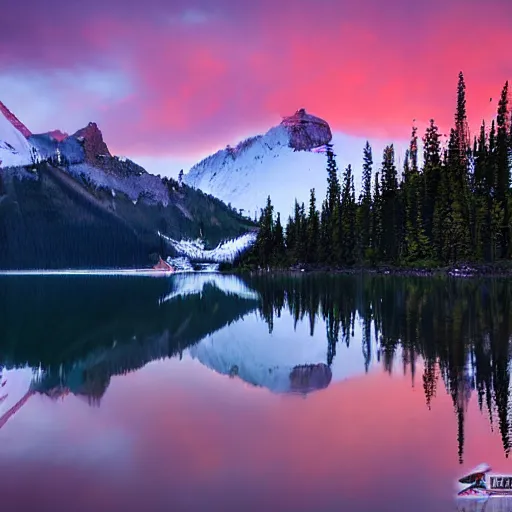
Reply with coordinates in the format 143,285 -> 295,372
0,68 -> 133,135
1,0 -> 511,161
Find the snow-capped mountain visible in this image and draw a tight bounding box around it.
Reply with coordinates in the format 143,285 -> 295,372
184,108 -> 333,219
0,101 -> 38,168
0,100 -> 253,269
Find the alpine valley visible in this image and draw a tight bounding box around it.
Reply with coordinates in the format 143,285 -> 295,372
0,101 -> 255,270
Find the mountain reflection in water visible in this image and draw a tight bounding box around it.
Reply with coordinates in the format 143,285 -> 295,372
0,273 -> 511,511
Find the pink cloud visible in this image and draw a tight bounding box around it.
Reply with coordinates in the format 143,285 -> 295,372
1,0 -> 511,158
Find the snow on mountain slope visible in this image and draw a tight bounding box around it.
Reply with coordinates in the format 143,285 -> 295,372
160,232 -> 257,262
0,102 -> 38,168
184,109 -> 332,219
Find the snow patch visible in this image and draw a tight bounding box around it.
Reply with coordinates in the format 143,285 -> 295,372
0,107 -> 39,168
68,163 -> 169,206
160,232 -> 257,262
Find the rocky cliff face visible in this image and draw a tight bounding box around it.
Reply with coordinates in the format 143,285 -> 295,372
73,122 -> 112,163
30,122 -> 113,167
281,108 -> 332,151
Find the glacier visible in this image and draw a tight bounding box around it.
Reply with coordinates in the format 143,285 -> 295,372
160,231 -> 257,262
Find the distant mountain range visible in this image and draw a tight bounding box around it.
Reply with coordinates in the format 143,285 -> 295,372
184,108 -> 334,218
0,100 -> 344,269
0,101 -> 254,269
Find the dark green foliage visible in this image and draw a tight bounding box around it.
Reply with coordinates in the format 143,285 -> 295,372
306,189 -> 320,263
0,163 -> 253,270
380,145 -> 399,261
340,165 -> 356,263
255,196 -> 274,267
273,212 -> 287,265
357,141 -> 373,259
496,81 -> 510,257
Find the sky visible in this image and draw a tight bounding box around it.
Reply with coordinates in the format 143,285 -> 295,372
1,0 -> 511,177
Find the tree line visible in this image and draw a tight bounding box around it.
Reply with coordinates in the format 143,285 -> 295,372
240,73 -> 512,268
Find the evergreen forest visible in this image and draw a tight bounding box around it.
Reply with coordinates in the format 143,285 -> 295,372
238,73 -> 512,269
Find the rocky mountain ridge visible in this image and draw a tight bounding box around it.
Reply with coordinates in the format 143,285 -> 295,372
0,101 -> 254,269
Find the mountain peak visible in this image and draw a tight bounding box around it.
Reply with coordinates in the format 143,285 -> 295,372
0,101 -> 32,138
73,122 -> 111,162
281,108 -> 332,151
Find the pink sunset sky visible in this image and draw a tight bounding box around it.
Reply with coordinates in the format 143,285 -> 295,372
1,0 -> 511,175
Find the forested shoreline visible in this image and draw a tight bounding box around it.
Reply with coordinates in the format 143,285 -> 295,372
234,73 -> 512,271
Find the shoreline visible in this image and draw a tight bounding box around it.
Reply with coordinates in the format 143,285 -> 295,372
225,263 -> 512,279
1,262 -> 512,279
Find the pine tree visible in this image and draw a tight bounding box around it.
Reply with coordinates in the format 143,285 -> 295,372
272,212 -> 286,266
380,145 -> 399,261
438,75 -> 472,263
341,165 -> 356,263
473,122 -> 489,260
446,128 -> 471,261
359,141 -> 373,260
297,202 -> 308,263
325,144 -> 341,262
423,119 -> 442,242
403,125 -> 429,261
487,121 -> 503,261
371,171 -> 382,263
255,196 -> 274,267
285,215 -> 296,262
326,145 -> 341,215
496,81 -> 510,258
306,189 -> 320,264
319,199 -> 329,264
455,71 -> 470,169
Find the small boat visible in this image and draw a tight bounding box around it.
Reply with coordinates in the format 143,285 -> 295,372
152,257 -> 175,273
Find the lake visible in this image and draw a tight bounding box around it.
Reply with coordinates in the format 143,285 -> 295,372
0,273 -> 511,511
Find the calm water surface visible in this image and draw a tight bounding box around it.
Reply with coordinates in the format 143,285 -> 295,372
0,273 -> 511,511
